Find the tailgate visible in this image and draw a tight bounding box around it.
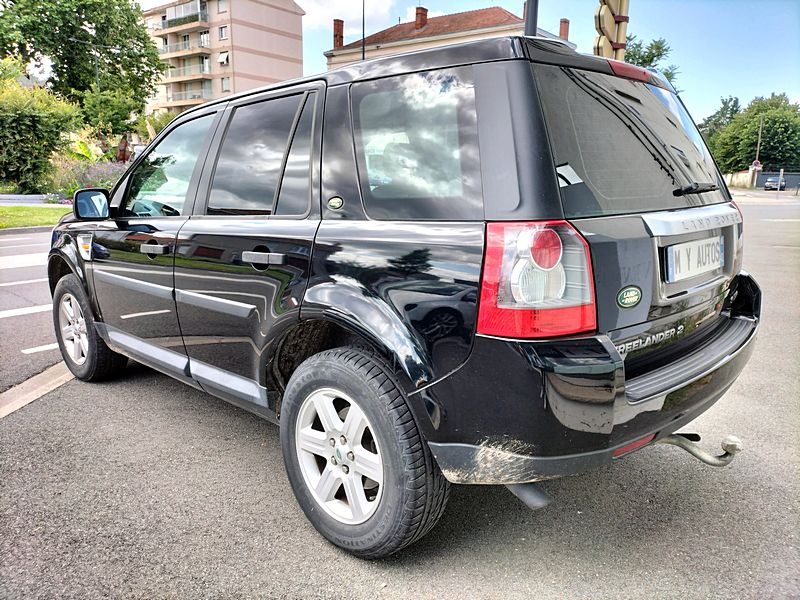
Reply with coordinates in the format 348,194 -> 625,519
533,61 -> 743,362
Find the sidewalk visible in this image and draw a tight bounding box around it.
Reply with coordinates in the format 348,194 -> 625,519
0,194 -> 47,206
730,188 -> 800,204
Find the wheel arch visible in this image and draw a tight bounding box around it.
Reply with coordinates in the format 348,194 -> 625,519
47,247 -> 83,295
268,316 -> 439,436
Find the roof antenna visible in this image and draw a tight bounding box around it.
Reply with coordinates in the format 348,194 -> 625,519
524,0 -> 539,36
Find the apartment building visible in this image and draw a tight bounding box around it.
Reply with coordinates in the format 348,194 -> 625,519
325,5 -> 574,70
143,0 -> 304,114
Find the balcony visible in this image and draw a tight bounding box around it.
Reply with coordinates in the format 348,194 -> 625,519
165,64 -> 212,83
159,40 -> 211,57
154,89 -> 214,109
151,10 -> 209,34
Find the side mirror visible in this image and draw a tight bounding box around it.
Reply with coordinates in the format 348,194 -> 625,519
73,188 -> 110,220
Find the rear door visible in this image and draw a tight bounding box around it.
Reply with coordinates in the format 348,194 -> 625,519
91,110 -> 220,384
533,63 -> 743,365
173,85 -> 323,413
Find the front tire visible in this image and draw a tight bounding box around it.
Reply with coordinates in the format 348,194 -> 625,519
53,274 -> 127,381
280,347 -> 449,559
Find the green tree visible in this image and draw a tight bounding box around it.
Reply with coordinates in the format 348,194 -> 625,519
82,85 -> 140,135
0,58 -> 81,192
709,94 -> 800,172
625,35 -> 678,85
0,0 -> 164,104
698,96 -> 741,144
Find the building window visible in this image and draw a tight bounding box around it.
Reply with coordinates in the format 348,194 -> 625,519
218,0 -> 228,13
218,25 -> 228,40
199,30 -> 209,47
221,77 -> 231,92
217,51 -> 229,66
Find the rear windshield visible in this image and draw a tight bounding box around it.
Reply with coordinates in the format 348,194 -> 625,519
534,64 -> 728,218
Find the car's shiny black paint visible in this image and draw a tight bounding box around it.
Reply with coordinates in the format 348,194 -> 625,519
303,220 -> 484,390
48,36 -> 760,485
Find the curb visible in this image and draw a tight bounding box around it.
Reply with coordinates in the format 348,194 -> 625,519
0,225 -> 54,235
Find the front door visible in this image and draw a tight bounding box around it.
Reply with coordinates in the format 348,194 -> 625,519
91,110 -> 221,384
173,87 -> 322,414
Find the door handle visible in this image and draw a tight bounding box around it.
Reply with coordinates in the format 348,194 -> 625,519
242,251 -> 286,265
140,243 -> 170,256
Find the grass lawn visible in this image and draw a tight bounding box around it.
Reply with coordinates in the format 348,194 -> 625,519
0,205 -> 71,229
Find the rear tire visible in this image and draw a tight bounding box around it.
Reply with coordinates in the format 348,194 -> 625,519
280,347 -> 449,559
53,274 -> 127,381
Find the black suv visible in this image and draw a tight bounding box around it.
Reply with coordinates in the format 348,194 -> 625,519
49,37 -> 760,558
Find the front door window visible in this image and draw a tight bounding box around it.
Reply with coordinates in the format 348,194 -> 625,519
121,114 -> 215,218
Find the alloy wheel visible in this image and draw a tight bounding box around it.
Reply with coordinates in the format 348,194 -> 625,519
58,293 -> 89,366
295,387 -> 383,524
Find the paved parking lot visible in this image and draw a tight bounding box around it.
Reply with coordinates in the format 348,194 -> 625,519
0,229 -> 62,392
1,196 -> 798,598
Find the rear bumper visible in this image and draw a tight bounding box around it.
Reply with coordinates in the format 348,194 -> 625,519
418,273 -> 761,484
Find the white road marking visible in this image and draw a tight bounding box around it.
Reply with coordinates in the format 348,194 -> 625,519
120,309 -> 171,320
761,218 -> 800,222
21,342 -> 59,354
0,304 -> 52,319
0,362 -> 74,419
0,243 -> 50,250
0,253 -> 48,270
0,278 -> 49,288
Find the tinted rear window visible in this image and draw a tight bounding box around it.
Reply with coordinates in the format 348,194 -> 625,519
351,67 -> 482,220
534,64 -> 728,218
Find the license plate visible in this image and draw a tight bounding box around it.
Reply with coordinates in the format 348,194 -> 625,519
665,236 -> 724,283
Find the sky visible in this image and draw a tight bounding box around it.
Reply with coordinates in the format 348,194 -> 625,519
136,0 -> 800,121
293,0 -> 800,120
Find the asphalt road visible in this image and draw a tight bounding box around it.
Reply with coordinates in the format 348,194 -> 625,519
0,229 -> 62,393
1,194 -> 798,598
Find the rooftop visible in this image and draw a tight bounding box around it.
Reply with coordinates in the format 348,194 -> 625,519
331,7 -> 527,54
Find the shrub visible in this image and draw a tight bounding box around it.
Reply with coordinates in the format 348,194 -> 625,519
46,156 -> 127,199
0,61 -> 81,193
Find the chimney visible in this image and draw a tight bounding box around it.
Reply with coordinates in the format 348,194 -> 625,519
415,6 -> 428,30
559,18 -> 570,41
333,18 -> 344,49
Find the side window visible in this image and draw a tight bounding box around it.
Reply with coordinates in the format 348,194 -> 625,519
122,113 -> 215,217
274,93 -> 315,216
351,68 -> 482,220
207,94 -> 303,216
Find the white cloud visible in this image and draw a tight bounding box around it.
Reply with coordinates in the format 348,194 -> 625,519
297,0 -> 398,36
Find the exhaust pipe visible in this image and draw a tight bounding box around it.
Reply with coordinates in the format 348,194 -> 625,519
506,482 -> 551,510
657,433 -> 743,467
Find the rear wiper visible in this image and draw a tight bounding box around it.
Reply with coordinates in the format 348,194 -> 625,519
673,182 -> 719,196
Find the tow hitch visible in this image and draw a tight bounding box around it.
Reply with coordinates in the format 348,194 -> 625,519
657,433 -> 743,467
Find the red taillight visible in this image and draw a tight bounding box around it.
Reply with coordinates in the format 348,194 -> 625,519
612,433 -> 656,458
530,227 -> 562,270
477,221 -> 597,339
607,59 -> 652,83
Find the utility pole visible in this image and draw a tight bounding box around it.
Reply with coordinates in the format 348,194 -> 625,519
524,0 -> 539,36
755,115 -> 764,163
68,36 -> 115,90
593,0 -> 631,60
361,0 -> 366,61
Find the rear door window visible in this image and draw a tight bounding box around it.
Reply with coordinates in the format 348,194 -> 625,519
351,67 -> 482,220
534,64 -> 728,218
207,94 -> 304,216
